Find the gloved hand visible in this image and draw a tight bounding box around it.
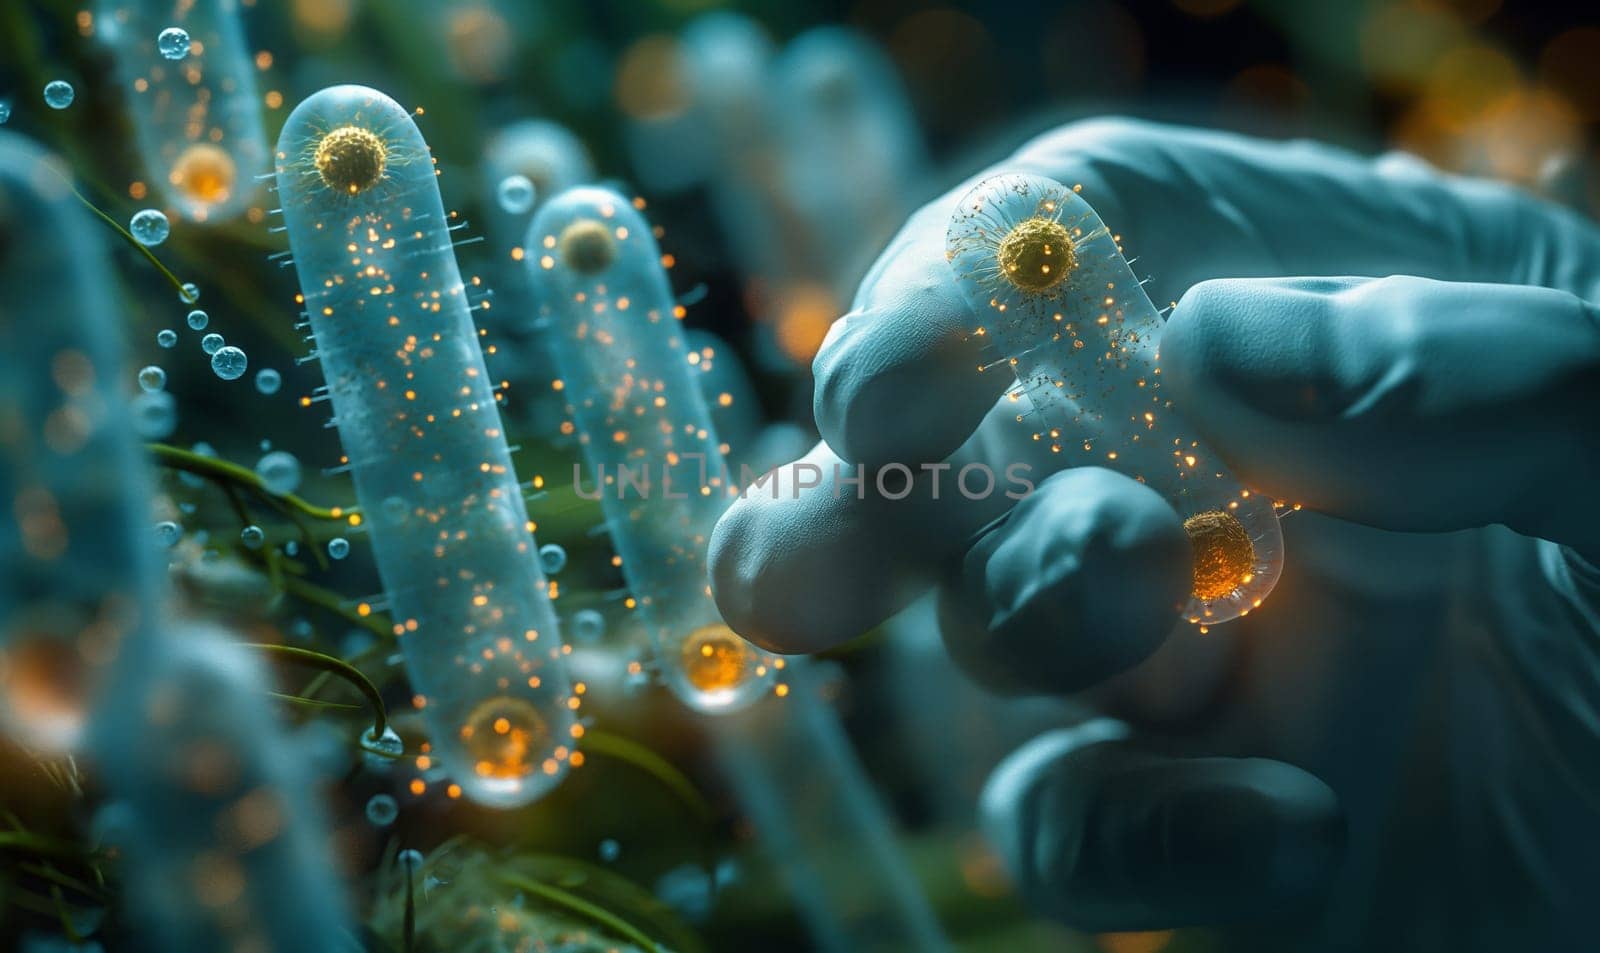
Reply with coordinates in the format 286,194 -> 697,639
708,118 -> 1600,951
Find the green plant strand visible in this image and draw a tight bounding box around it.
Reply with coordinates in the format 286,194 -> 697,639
148,443 -> 351,522
497,872 -> 661,953
580,729 -> 713,826
243,642 -> 388,740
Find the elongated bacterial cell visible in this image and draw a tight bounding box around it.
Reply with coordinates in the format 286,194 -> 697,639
97,0 -> 268,221
0,132 -> 349,949
529,188 -> 774,711
946,173 -> 1284,625
275,86 -> 577,806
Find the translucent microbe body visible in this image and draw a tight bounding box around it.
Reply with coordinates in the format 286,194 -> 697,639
275,86 -> 577,806
479,120 -> 594,429
0,132 -> 349,949
97,0 -> 268,221
946,173 -> 1284,625
528,187 -> 774,712
773,28 -> 927,296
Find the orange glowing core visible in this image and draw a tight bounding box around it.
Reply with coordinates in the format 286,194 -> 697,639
680,624 -> 753,694
1184,509 -> 1256,601
459,695 -> 547,779
170,143 -> 237,206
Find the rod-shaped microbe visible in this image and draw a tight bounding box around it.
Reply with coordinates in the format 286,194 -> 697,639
481,120 -> 594,431
947,173 -> 1284,624
96,0 -> 268,222
773,27 -> 928,296
274,85 -> 577,806
0,131 -> 350,949
528,187 -> 773,712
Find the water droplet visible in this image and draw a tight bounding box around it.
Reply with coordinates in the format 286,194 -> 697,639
129,209 -> 169,246
255,450 -> 302,494
254,367 -> 282,395
497,174 -> 536,215
137,365 -> 166,392
360,725 -> 404,762
156,329 -> 178,348
211,345 -> 247,380
240,525 -> 265,549
200,332 -> 224,355
0,102 -> 11,124
598,838 -> 621,862
179,282 -> 200,304
328,537 -> 350,560
157,26 -> 191,60
571,609 -> 605,642
186,309 -> 209,330
538,543 -> 567,575
365,793 -> 399,827
130,391 -> 176,438
154,521 -> 182,547
43,81 -> 74,110
284,539 -> 299,557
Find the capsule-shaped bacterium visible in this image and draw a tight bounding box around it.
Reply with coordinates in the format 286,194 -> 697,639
274,85 -> 576,806
482,120 -> 594,339
773,27 -> 928,295
96,0 -> 268,222
528,187 -> 773,712
0,132 -> 349,949
946,173 -> 1284,625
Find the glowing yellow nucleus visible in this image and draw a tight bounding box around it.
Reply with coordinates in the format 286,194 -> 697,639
459,695 -> 549,780
680,624 -> 753,694
558,219 -> 616,274
997,216 -> 1075,293
314,125 -> 387,195
170,143 -> 238,206
1183,510 -> 1257,601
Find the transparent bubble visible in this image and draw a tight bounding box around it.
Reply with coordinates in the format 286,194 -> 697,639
212,345 -> 248,380
598,838 -> 620,862
43,81 -> 74,110
497,174 -> 536,214
360,725 -> 404,764
570,609 -> 605,642
137,365 -> 166,392
240,525 -> 265,549
538,543 -> 567,575
255,367 -> 282,394
129,209 -> 169,246
157,26 -> 191,60
398,848 -> 424,871
365,793 -> 399,827
380,495 -> 408,525
154,520 -> 182,547
156,329 -> 178,348
200,333 -> 224,355
179,282 -> 200,304
130,390 -> 176,439
186,309 -> 209,330
0,102 -> 11,124
255,450 -> 302,495
327,537 -> 350,560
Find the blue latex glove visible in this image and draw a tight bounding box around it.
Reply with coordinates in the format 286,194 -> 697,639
709,119 -> 1600,950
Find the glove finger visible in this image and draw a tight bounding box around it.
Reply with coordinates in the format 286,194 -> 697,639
1163,274 -> 1600,556
981,721 -> 1346,933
